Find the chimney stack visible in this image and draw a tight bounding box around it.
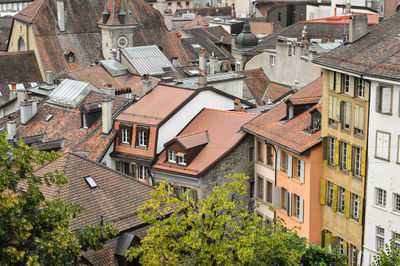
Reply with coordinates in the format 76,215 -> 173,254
9,82 -> 17,100
57,0 -> 65,32
20,100 -> 33,125
102,96 -> 113,135
6,119 -> 16,139
234,99 -> 242,111
31,98 -> 38,117
101,83 -> 115,96
102,0 -> 110,23
142,74 -> 153,95
199,48 -> 207,72
209,52 -> 218,75
45,71 -> 54,85
17,89 -> 27,107
164,10 -> 172,31
198,72 -> 207,88
172,56 -> 179,67
349,14 -> 368,43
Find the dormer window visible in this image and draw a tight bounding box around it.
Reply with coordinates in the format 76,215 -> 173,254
309,109 -> 321,133
64,50 -> 75,64
82,113 -> 88,129
122,128 -> 130,144
177,152 -> 186,165
168,150 -> 176,163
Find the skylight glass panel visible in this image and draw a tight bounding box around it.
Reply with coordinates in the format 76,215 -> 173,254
85,176 -> 98,188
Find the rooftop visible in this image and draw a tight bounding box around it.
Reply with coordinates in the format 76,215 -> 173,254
169,72 -> 245,89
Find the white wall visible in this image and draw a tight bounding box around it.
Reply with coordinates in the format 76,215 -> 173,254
0,2 -> 30,17
212,79 -> 243,99
157,90 -> 249,154
363,79 -> 400,265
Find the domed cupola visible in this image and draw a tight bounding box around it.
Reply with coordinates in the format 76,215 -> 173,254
235,21 -> 258,48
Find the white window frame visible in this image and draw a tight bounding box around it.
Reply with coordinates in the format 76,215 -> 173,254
352,193 -> 360,220
375,131 -> 390,161
257,176 -> 264,200
338,237 -> 344,254
178,154 -> 186,165
393,232 -> 400,250
168,150 -> 176,163
353,146 -> 362,177
294,195 -> 300,217
375,188 -> 387,207
340,141 -> 348,170
327,181 -> 333,206
138,165 -> 146,179
339,187 -> 345,213
350,244 -> 358,266
357,79 -> 365,98
376,226 -> 385,251
328,137 -> 335,166
138,130 -> 147,147
270,55 -> 276,66
121,128 -> 129,144
393,193 -> 400,212
343,74 -> 350,94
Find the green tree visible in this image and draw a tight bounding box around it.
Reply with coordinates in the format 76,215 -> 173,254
373,237 -> 400,266
126,173 -> 346,265
0,133 -> 118,265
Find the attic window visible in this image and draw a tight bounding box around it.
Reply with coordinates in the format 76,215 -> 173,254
64,50 -> 75,64
85,176 -> 98,189
168,150 -> 177,163
45,114 -> 54,122
177,152 -> 187,165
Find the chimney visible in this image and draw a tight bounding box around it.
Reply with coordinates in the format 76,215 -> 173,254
209,52 -> 218,75
231,34 -> 237,50
172,56 -> 179,67
349,14 -> 368,43
234,99 -> 241,111
198,72 -> 207,87
17,89 -> 27,106
45,71 -> 54,85
101,83 -> 115,96
31,98 -> 38,117
102,96 -> 113,135
142,74 -> 153,95
176,32 -> 182,42
20,100 -> 33,125
102,0 -> 110,23
118,1 -> 126,24
6,119 -> 16,140
199,48 -> 207,72
9,82 -> 17,100
57,0 -> 65,32
164,10 -> 172,31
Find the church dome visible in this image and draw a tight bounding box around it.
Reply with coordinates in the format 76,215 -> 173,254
235,21 -> 258,47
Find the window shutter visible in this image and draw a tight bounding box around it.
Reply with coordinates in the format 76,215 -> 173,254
287,192 -> 292,216
376,132 -> 384,158
273,186 -> 281,209
334,97 -> 340,121
328,96 -> 333,119
329,71 -> 335,91
383,133 -> 390,159
325,232 -> 332,246
364,81 -> 370,101
359,107 -> 365,130
349,76 -> 355,97
129,163 -> 134,177
115,161 -> 120,171
322,136 -> 328,160
128,126 -> 132,145
331,236 -> 339,250
376,86 -> 381,112
287,154 -> 293,177
134,164 -> 139,179
381,87 -> 392,113
299,198 -> 304,223
344,190 -> 351,219
299,160 -> 305,184
335,73 -> 341,93
359,196 -> 363,224
361,149 -> 366,177
332,184 -> 338,212
277,149 -> 281,171
354,105 -> 360,129
320,179 -> 326,205
343,241 -> 348,256
345,102 -> 351,125
334,139 -> 340,165
347,144 -> 352,171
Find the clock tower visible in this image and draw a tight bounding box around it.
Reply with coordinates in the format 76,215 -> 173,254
98,0 -> 140,60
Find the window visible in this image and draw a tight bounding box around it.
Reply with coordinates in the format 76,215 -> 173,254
376,226 -> 385,251
328,137 -> 335,166
338,237 -> 345,255
121,128 -> 130,144
82,113 -> 88,129
138,165 -> 146,179
249,146 -> 254,162
138,130 -> 147,147
393,232 -> 400,250
266,144 -> 274,166
342,74 -> 350,94
236,62 -> 241,71
351,193 -> 360,220
376,86 -> 392,114
339,187 -> 346,213
294,195 -> 300,217
281,188 -> 288,210
375,188 -> 387,207
353,146 -> 362,177
354,105 -> 365,136
393,193 -> 400,212
177,153 -> 186,165
250,181 -> 254,199
267,180 -> 272,203
270,55 -> 276,66
67,54 -> 74,64
341,101 -> 351,131
375,131 -> 390,161
340,141 -> 348,171
328,96 -> 339,126
186,1 -> 189,7
177,1 -> 181,7
356,78 -> 367,99
349,244 -> 358,266
326,181 -> 333,206
280,151 -> 287,172
257,141 -> 263,162
168,150 -> 176,163
257,176 -> 263,200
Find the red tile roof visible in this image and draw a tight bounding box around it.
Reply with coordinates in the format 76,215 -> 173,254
300,13 -> 379,25
179,15 -> 209,29
263,82 -> 292,104
153,109 -> 258,176
243,77 -> 322,154
173,130 -> 209,150
249,21 -> 275,35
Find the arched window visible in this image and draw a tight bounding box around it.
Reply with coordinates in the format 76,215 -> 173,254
17,37 -> 25,51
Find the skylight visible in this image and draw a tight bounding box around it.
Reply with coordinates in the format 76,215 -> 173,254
191,44 -> 201,48
85,176 -> 98,189
45,114 -> 54,122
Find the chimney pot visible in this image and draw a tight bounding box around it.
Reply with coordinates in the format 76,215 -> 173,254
45,71 -> 54,85
199,48 -> 207,72
142,75 -> 153,95
102,96 -> 113,135
11,82 -> 16,91
234,99 -> 242,111
198,72 -> 207,87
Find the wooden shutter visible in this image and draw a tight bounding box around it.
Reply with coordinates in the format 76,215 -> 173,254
287,154 -> 293,177
359,107 -> 365,130
381,87 -> 392,113
332,184 -> 338,212
335,73 -> 341,93
329,71 -> 335,91
277,149 -> 281,171
334,139 -> 340,165
299,198 -> 304,223
299,160 -> 305,184
345,102 -> 351,125
334,97 -> 340,121
273,186 -> 281,209
320,179 -> 326,205
347,144 -> 352,171
129,164 -> 134,177
344,190 -> 351,219
287,192 -> 292,216
361,149 -> 366,177
354,105 -> 360,129
365,81 -> 370,101
343,241 -> 348,256
328,96 -> 333,119
376,86 -> 381,112
325,232 -> 332,247
322,136 -> 328,160
134,164 -> 139,178
115,161 -> 120,171
359,197 -> 363,224
349,76 -> 355,97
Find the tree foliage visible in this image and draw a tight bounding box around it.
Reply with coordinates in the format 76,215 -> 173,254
0,133 -> 118,265
373,237 -> 400,266
126,173 -> 346,265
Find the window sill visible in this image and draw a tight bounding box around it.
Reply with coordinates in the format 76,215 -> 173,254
377,111 -> 392,116
354,133 -> 364,140
328,123 -> 338,129
372,204 -> 388,212
135,145 -> 148,150
120,142 -> 131,147
374,155 -> 390,162
340,128 -> 351,135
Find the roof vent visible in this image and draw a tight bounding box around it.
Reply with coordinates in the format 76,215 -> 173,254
85,176 -> 98,189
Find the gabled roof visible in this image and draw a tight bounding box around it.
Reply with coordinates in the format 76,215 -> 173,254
242,77 -> 322,154
313,12 -> 400,81
153,109 -> 258,176
167,130 -> 209,150
35,152 -> 156,232
0,16 -> 13,51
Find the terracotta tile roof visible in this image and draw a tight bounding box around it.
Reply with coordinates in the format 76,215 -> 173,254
13,0 -> 189,74
35,152 -> 156,232
82,238 -> 119,266
15,92 -> 132,161
0,16 -> 12,51
255,2 -> 282,18
248,21 -> 275,35
263,82 -> 292,104
0,51 -> 42,99
243,77 -> 322,154
313,13 -> 400,80
153,109 -> 258,176
173,130 -> 209,149
302,13 -> 379,25
116,85 -> 194,126
179,15 -> 209,29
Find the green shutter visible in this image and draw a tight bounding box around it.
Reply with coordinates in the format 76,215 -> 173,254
322,136 -> 328,160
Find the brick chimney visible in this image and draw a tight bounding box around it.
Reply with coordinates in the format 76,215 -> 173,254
6,119 -> 16,139
198,72 -> 207,88
349,14 -> 368,43
209,52 -> 218,75
102,96 -> 113,134
142,74 -> 153,95
20,100 -> 33,125
199,48 -> 207,72
57,0 -> 65,32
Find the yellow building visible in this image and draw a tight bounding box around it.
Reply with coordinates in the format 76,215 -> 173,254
318,69 -> 369,265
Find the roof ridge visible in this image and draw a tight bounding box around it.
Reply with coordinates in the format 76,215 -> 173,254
176,130 -> 208,138
202,108 -> 258,116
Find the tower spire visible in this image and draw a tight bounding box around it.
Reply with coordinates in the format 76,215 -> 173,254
118,0 -> 126,24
